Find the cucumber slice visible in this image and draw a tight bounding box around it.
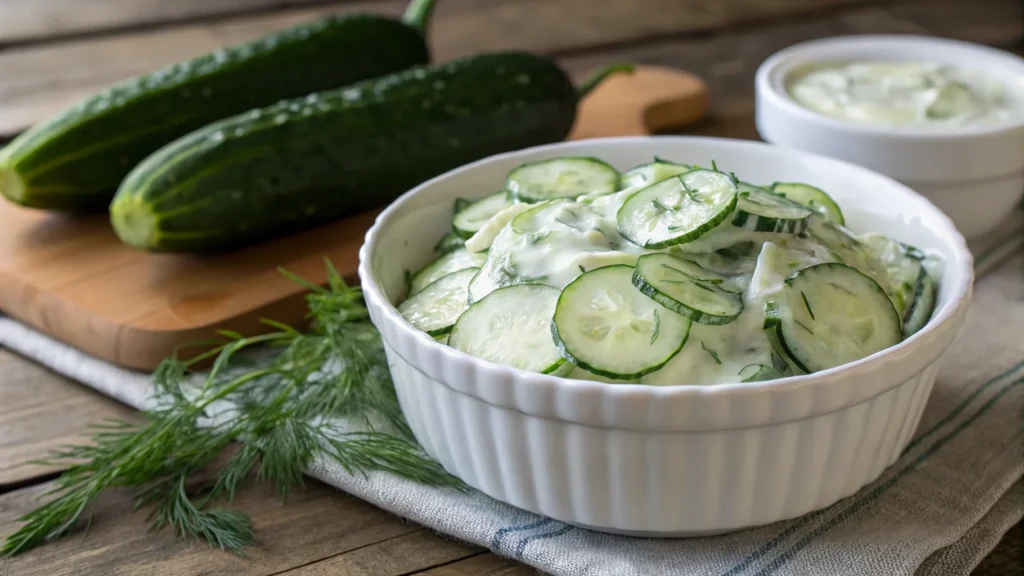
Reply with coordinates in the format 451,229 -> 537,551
433,231 -> 465,255
409,248 -> 488,295
467,246 -> 556,304
732,182 -> 813,234
807,218 -> 908,316
772,182 -> 845,225
903,266 -> 937,337
552,265 -> 691,379
449,284 -> 566,374
632,253 -> 743,325
567,365 -> 639,383
860,232 -> 923,317
453,191 -> 514,239
511,198 -> 604,234
506,157 -> 620,202
463,201 -> 531,253
926,80 -> 975,120
434,334 -> 450,345
766,263 -> 902,373
620,158 -> 692,188
763,324 -> 806,376
738,349 -> 791,382
398,268 -> 478,336
616,169 -> 738,249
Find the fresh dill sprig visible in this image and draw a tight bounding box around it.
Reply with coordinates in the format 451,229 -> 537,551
1,260 -> 463,558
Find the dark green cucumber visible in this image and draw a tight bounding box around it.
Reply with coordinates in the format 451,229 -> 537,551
0,0 -> 437,211
110,54 -> 633,252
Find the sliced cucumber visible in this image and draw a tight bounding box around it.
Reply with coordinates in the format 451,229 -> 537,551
506,156 -> 620,202
398,268 -> 478,336
510,198 -> 605,235
903,266 -> 937,337
616,169 -> 738,249
772,182 -> 845,225
467,248 -> 551,304
807,218 -> 907,316
739,350 -> 791,382
766,263 -> 902,373
449,284 -> 566,374
620,158 -> 692,188
732,182 -> 813,234
860,232 -> 923,317
463,201 -> 531,253
453,191 -> 514,239
763,324 -> 806,376
433,231 -> 465,255
632,253 -> 743,325
551,265 -> 691,379
926,80 -> 975,120
433,334 -> 450,345
409,248 -> 487,295
567,365 -> 639,383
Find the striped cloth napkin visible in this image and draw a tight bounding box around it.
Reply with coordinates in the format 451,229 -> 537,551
1,211 -> 1021,576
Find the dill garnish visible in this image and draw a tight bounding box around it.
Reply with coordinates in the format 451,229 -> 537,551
701,342 -> 722,364
1,260 -> 462,558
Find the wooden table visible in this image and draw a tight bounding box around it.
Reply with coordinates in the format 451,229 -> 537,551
0,1 -> 1021,574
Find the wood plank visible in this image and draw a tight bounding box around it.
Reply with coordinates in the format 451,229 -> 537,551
413,553 -> 536,575
0,0 -> 343,47
559,0 -> 1023,124
0,1 -> 404,139
0,349 -> 138,487
0,0 -> 902,138
429,0 -> 902,60
280,531 -> 482,575
0,477 -> 427,576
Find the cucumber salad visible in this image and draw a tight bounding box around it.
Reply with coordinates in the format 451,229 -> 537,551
397,156 -> 942,385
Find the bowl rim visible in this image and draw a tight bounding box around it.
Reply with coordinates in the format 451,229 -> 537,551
358,135 -> 974,404
755,34 -> 1024,140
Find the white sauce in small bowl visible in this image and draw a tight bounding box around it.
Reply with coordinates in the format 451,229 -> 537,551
786,60 -> 1024,128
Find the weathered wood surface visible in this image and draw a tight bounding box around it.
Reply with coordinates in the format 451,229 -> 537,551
0,0 -> 343,47
0,477 -> 484,576
0,0 -> 921,138
0,349 -> 138,488
0,0 -> 1021,574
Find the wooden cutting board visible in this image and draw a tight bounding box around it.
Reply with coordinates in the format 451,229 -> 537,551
0,65 -> 708,370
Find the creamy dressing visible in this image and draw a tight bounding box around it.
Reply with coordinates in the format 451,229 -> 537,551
786,60 -> 1024,128
464,187 -> 847,386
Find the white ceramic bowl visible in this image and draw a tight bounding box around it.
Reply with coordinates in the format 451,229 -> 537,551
358,136 -> 974,536
755,35 -> 1024,239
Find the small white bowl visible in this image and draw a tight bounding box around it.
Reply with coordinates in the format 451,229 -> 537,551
755,35 -> 1024,239
358,136 -> 973,536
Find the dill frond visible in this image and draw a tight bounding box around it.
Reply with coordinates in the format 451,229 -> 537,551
2,261 -> 461,558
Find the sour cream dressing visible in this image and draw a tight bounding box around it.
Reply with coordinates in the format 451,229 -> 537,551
462,187 -> 846,386
786,60 -> 1023,128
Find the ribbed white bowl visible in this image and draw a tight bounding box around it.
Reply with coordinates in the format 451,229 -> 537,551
359,136 -> 974,535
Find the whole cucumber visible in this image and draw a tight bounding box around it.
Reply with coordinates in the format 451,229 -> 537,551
0,0 -> 437,211
110,53 -> 632,253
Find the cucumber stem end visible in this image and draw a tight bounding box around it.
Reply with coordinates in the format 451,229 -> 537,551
110,196 -> 160,250
402,0 -> 438,33
0,166 -> 26,206
577,64 -> 635,99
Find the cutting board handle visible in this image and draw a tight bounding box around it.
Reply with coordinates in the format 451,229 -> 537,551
570,64 -> 709,140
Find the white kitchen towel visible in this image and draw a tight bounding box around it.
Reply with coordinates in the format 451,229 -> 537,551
0,212 -> 1021,576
